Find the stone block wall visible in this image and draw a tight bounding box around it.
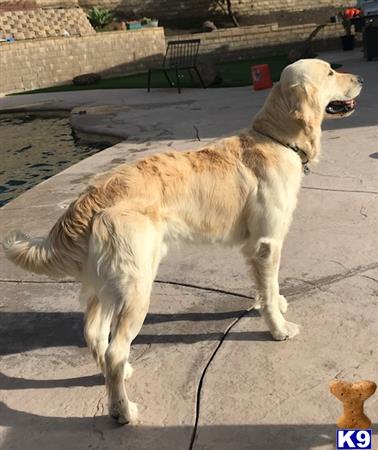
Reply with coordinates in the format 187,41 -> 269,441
0,21 -> 347,95
76,0 -> 355,20
0,7 -> 95,40
0,0 -> 78,9
0,0 -> 356,20
0,27 -> 165,94
223,0 -> 354,15
167,22 -> 345,59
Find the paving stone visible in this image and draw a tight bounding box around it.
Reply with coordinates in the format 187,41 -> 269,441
193,274 -> 378,450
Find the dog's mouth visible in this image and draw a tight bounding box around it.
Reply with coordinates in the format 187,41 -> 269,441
325,99 -> 356,115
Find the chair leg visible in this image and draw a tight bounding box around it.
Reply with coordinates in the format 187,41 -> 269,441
163,70 -> 173,87
188,68 -> 195,86
194,66 -> 206,89
147,69 -> 151,92
175,69 -> 181,94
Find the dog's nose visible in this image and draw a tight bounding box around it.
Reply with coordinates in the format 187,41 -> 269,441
357,75 -> 364,85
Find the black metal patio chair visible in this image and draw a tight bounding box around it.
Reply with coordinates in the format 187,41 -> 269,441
147,38 -> 205,94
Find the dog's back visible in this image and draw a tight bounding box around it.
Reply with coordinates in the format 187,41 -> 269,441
3,135 -> 261,279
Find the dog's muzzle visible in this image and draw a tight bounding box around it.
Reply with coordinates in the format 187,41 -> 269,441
326,99 -> 357,115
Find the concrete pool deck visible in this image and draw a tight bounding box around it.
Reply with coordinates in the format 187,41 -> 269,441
0,50 -> 377,450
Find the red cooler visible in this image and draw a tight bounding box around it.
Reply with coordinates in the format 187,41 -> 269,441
251,64 -> 273,90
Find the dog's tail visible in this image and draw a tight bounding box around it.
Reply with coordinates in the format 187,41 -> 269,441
3,230 -> 69,277
2,191 -> 97,277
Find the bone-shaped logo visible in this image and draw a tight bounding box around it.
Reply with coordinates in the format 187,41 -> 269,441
330,380 -> 377,429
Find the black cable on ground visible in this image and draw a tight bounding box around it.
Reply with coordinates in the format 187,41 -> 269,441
187,303 -> 256,450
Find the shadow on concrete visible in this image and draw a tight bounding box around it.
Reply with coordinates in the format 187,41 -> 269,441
0,401 -> 376,450
0,372 -> 104,390
146,310 -> 251,323
0,312 -> 85,355
136,330 -> 271,345
0,309 -> 264,356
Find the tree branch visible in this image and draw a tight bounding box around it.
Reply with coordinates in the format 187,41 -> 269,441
225,0 -> 240,27
214,0 -> 240,27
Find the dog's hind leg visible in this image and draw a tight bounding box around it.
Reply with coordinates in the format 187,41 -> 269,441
84,291 -> 136,380
92,211 -> 164,424
105,271 -> 152,424
84,294 -> 113,375
243,238 -> 299,341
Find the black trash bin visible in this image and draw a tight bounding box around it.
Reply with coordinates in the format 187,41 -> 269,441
363,15 -> 378,60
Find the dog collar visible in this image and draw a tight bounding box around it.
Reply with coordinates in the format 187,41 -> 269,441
255,131 -> 310,175
286,144 -> 310,175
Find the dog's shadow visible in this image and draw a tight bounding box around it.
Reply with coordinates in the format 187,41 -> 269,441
0,371 -> 104,389
0,308 -> 270,391
1,401 -> 376,450
0,309 -> 266,356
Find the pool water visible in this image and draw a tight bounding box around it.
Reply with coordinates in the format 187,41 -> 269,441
0,115 -> 115,206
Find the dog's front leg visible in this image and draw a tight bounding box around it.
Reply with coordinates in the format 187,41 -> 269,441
245,238 -> 299,341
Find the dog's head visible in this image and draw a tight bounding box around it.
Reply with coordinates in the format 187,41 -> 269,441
280,58 -> 363,120
253,58 -> 363,162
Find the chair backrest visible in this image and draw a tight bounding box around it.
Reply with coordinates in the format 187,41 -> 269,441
163,39 -> 201,69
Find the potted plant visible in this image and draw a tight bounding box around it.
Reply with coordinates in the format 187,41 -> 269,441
126,20 -> 142,30
87,7 -> 114,31
141,17 -> 159,27
338,7 -> 361,51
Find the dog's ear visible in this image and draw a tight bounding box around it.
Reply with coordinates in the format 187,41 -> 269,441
285,83 -> 323,162
287,83 -> 322,126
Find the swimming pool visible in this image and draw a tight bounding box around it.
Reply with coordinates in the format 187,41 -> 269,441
0,115 -> 115,206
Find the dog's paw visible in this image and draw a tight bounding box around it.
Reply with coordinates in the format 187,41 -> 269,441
253,301 -> 262,310
278,295 -> 288,314
109,399 -> 121,420
117,401 -> 139,425
124,362 -> 134,380
253,294 -> 262,310
271,321 -> 300,341
109,397 -> 139,425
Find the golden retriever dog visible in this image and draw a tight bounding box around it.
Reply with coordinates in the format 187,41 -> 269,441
3,59 -> 363,425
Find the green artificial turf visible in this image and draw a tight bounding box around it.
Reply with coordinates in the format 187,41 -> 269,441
16,55 -> 289,95
13,56 -> 343,95
218,55 -> 288,87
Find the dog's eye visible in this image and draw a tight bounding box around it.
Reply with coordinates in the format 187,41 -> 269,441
328,70 -> 334,76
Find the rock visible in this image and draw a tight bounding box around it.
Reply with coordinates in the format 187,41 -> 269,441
202,20 -> 217,32
196,61 -> 223,87
72,73 -> 102,86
